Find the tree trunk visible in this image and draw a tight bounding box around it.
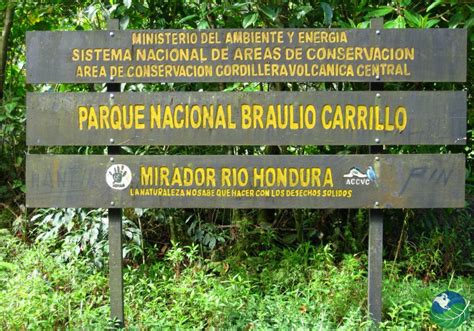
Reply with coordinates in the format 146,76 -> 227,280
0,0 -> 14,102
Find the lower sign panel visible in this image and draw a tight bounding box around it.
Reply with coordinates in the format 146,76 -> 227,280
26,154 -> 465,209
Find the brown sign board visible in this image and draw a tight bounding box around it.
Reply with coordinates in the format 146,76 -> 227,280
26,91 -> 466,146
26,29 -> 466,83
26,154 -> 465,209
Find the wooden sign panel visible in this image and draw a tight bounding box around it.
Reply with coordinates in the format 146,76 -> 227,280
26,29 -> 466,83
26,154 -> 465,209
26,91 -> 466,146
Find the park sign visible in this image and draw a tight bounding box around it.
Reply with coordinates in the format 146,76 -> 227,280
26,29 -> 466,83
26,154 -> 465,209
25,20 -> 467,326
24,26 -> 467,209
26,91 -> 466,146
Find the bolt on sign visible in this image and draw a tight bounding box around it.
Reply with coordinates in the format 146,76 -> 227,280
26,29 -> 466,83
26,91 -> 466,146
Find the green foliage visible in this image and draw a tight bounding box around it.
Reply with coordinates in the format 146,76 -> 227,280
390,208 -> 474,278
0,230 -> 472,329
0,229 -> 111,329
29,208 -> 143,268
381,277 -> 473,329
0,1 -> 473,327
186,214 -> 228,251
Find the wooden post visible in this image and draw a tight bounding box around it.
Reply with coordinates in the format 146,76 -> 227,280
368,17 -> 384,326
106,19 -> 124,328
0,1 -> 15,101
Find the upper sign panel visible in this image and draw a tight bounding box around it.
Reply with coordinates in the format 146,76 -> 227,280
26,29 -> 466,83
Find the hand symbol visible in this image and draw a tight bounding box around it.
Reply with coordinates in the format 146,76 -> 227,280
109,165 -> 127,184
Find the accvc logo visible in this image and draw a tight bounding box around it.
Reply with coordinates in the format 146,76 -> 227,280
106,164 -> 132,190
343,166 -> 377,186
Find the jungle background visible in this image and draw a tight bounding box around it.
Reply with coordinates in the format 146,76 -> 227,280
0,0 -> 473,329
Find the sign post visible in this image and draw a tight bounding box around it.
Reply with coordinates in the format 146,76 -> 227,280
106,19 -> 124,328
368,16 -> 384,327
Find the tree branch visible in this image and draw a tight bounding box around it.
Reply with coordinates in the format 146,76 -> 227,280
0,0 -> 14,102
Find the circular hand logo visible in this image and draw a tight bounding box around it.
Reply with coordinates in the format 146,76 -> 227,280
106,164 -> 132,190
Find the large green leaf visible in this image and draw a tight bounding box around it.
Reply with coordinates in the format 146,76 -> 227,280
427,0 -> 444,12
384,15 -> 406,28
403,9 -> 421,27
197,20 -> 210,29
243,13 -> 258,28
296,5 -> 313,20
366,6 -> 394,18
424,18 -> 440,28
178,14 -> 198,24
260,5 -> 278,21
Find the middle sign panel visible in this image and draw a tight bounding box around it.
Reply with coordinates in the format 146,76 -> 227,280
27,91 -> 466,146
